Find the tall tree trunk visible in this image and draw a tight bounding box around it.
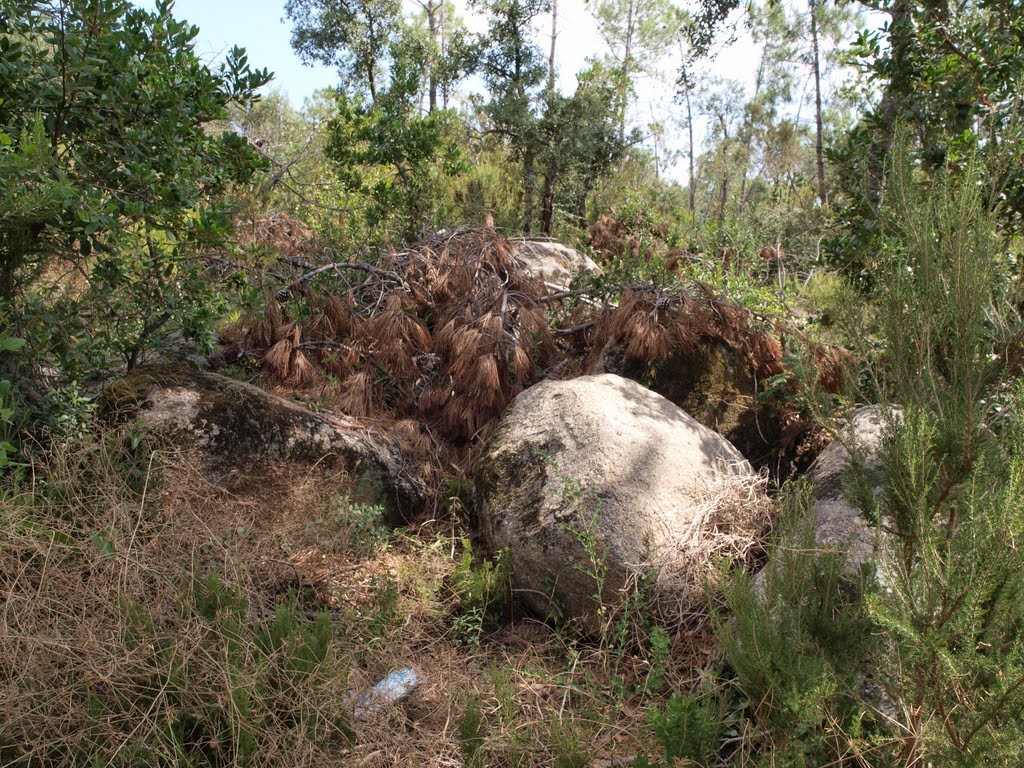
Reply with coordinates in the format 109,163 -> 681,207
541,171 -> 555,235
717,121 -> 730,222
522,151 -> 536,235
867,0 -> 913,207
619,0 -> 636,141
427,1 -> 439,113
737,47 -> 767,217
717,169 -> 729,222
548,0 -> 558,93
810,0 -> 827,206
440,0 -> 449,108
685,85 -> 696,215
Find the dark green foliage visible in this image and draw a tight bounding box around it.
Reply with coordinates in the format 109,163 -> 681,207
535,62 -> 630,234
632,686 -> 731,768
831,0 -> 1024,277
851,147 -> 1024,765
325,52 -> 466,240
715,485 -> 878,765
284,0 -> 401,100
470,0 -> 548,232
457,695 -> 488,768
0,0 -> 269,451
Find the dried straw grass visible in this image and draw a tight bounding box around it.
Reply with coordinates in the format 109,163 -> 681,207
642,466 -> 775,629
2,424 -> 731,768
0,444 -> 353,767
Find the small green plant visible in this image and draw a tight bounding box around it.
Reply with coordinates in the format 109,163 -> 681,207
0,332 -> 25,474
356,571 -> 401,642
711,483 -> 878,762
643,625 -> 672,695
563,508 -> 611,632
550,466 -> 616,637
547,718 -> 590,768
322,496 -> 392,556
444,474 -> 476,523
457,695 -> 488,768
633,684 -> 732,768
449,537 -> 511,644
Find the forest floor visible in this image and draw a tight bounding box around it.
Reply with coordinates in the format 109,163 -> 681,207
1,436 -> 720,767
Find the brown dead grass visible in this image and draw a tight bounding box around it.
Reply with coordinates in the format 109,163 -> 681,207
645,466 -> 776,627
0,433 -> 684,767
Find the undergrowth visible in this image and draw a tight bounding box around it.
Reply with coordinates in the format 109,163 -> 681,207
0,429 -> 688,767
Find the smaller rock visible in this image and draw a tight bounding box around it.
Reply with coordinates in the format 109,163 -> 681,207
806,404 -> 902,574
101,365 -> 425,523
512,239 -> 602,292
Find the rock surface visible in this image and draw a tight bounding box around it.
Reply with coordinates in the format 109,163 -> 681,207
805,404 -> 901,573
101,365 -> 424,523
595,342 -> 818,479
475,373 -> 773,631
511,239 -> 602,292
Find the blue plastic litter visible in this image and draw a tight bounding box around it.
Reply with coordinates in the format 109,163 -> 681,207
354,667 -> 420,717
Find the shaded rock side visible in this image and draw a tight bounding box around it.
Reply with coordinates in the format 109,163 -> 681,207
805,404 -> 902,573
596,342 -> 818,480
475,374 -> 773,632
101,365 -> 424,523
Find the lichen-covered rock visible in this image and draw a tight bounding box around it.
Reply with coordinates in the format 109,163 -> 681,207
474,373 -> 773,632
595,342 -> 819,479
101,365 -> 424,522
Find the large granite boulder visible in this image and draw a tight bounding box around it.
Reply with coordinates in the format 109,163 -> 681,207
474,374 -> 774,631
101,365 -> 425,523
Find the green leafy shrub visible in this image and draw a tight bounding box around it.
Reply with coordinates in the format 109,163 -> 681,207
0,0 -> 270,440
0,331 -> 25,473
449,537 -> 511,644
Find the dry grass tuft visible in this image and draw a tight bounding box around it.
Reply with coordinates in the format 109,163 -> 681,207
645,466 -> 775,629
0,442 -> 355,767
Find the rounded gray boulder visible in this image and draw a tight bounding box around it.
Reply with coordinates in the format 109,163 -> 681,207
475,374 -> 773,632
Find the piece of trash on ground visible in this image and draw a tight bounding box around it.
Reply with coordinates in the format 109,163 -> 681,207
353,667 -> 421,718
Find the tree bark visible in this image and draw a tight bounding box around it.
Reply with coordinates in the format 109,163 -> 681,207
685,85 -> 696,215
522,151 -> 536,235
548,0 -> 558,93
619,0 -> 636,141
717,119 -> 730,222
810,0 -> 827,206
541,171 -> 556,235
737,45 -> 767,218
427,1 -> 439,113
867,0 -> 913,207
440,0 -> 449,108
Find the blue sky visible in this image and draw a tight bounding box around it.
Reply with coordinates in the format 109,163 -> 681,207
154,0 -> 681,105
159,0 -> 339,104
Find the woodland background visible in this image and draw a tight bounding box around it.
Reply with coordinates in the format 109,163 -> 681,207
4,0 -> 1024,765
